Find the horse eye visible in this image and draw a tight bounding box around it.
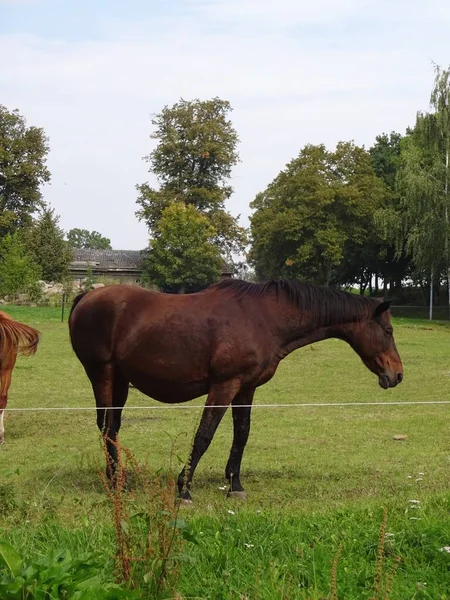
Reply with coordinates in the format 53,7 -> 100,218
385,328 -> 393,337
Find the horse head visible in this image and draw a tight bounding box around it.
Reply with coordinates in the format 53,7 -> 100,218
344,300 -> 403,389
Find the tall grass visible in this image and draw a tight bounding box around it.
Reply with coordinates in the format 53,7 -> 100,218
100,437 -> 194,598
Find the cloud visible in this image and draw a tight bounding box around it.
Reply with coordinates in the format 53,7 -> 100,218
190,0 -> 373,26
1,0 -> 449,249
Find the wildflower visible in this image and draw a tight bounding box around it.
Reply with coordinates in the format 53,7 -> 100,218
416,478 -> 423,482
407,475 -> 412,479
408,499 -> 420,504
440,546 -> 450,553
418,472 -> 424,476
227,509 -> 235,515
218,486 -> 227,491
244,542 -> 254,548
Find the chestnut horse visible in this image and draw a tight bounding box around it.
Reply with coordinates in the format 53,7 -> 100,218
69,279 -> 403,500
0,311 -> 40,444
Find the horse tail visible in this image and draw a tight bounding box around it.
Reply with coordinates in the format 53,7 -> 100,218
0,311 -> 40,359
69,292 -> 89,318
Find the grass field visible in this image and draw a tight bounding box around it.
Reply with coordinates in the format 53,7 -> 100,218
2,305 -> 450,598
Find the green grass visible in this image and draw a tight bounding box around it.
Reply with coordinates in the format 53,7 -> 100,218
2,306 -> 450,598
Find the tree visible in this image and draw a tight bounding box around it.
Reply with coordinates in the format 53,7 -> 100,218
0,105 -> 50,237
66,228 -> 112,249
143,203 -> 223,293
369,131 -> 411,297
136,97 -> 246,259
23,208 -> 73,282
249,142 -> 386,286
0,233 -> 42,298
396,64 -> 450,315
370,131 -> 403,189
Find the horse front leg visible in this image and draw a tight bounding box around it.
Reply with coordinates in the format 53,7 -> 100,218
0,359 -> 15,445
0,400 -> 5,445
177,378 -> 242,501
225,388 -> 255,499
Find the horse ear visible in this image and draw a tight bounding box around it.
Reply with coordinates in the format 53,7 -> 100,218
373,301 -> 391,318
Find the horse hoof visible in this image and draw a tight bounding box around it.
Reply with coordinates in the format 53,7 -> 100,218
227,490 -> 247,500
179,498 -> 193,507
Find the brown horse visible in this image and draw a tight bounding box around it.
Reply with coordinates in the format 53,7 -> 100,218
68,279 -> 403,500
0,311 -> 40,444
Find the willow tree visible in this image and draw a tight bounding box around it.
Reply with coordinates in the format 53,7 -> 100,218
398,65 -> 450,317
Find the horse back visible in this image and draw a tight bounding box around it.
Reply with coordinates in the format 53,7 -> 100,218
69,284 -> 271,377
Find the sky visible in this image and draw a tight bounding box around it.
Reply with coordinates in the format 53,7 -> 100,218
1,0 -> 450,250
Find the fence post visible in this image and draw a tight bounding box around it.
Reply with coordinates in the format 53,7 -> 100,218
61,293 -> 66,323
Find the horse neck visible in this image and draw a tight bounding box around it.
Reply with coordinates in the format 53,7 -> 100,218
271,293 -> 369,357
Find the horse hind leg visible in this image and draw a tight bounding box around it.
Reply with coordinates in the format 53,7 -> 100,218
84,362 -> 129,483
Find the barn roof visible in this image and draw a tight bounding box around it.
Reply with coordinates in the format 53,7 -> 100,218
70,249 -> 143,272
69,248 -> 232,275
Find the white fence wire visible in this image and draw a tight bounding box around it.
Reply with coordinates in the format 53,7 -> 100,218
4,400 -> 450,412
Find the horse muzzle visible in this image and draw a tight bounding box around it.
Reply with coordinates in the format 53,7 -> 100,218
378,372 -> 403,389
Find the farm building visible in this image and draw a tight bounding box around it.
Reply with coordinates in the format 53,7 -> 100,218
69,248 -> 233,287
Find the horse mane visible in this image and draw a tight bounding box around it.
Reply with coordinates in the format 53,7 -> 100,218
213,278 -> 379,327
0,311 -> 40,358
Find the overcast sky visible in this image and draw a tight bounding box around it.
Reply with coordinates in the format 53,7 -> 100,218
1,0 -> 449,250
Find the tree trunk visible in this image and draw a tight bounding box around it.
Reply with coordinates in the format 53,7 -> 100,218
389,279 -> 395,296
420,282 -> 428,305
429,269 -> 434,321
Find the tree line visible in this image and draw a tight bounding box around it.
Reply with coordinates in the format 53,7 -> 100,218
1,64 -> 450,304
251,65 -> 450,310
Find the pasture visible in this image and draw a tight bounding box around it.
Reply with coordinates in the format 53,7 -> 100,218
2,305 -> 450,598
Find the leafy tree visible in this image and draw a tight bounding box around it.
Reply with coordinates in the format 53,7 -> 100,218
370,131 -> 403,189
143,203 -> 222,293
66,228 -> 112,249
0,233 -> 42,298
136,97 -> 246,259
369,131 -> 411,297
23,208 -> 73,282
249,142 -> 386,286
0,105 -> 50,237
396,65 -> 450,311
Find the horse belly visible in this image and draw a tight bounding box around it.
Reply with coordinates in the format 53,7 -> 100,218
126,371 -> 209,404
